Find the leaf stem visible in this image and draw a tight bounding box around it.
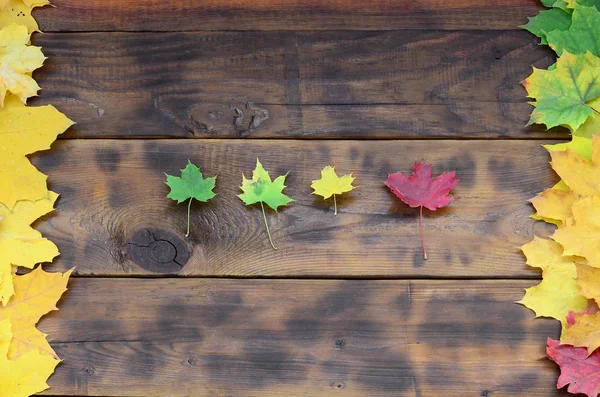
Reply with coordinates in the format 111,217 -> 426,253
333,194 -> 338,216
260,201 -> 277,250
591,106 -> 600,116
185,197 -> 192,238
419,205 -> 428,260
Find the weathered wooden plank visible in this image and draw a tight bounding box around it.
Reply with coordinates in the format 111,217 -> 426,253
34,0 -> 542,32
31,30 -> 560,139
39,278 -> 565,396
32,139 -> 557,278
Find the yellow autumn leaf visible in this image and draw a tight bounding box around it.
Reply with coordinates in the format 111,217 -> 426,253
0,192 -> 59,304
550,135 -> 600,196
311,165 -> 355,215
553,195 -> 600,268
529,188 -> 578,226
0,95 -> 73,208
0,266 -> 71,359
521,236 -> 574,269
0,318 -> 59,397
0,0 -> 49,33
518,237 -> 588,325
0,23 -> 44,106
561,311 -> 600,356
576,263 -> 600,302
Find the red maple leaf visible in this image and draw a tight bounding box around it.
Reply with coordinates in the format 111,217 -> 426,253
385,162 -> 458,260
547,338 -> 600,397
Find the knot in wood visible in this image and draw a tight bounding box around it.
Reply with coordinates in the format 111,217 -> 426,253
128,228 -> 190,274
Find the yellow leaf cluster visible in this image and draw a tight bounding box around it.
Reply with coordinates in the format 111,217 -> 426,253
0,0 -> 51,34
521,135 -> 600,356
0,2 -> 73,395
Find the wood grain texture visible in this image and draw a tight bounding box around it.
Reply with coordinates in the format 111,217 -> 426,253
30,30 -> 560,139
33,0 -> 542,32
32,139 -> 557,278
38,278 -> 565,396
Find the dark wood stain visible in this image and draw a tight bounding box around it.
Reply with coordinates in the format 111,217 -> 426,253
41,279 -> 564,395
29,30 -> 564,139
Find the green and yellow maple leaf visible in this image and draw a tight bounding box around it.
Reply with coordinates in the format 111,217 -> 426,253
574,97 -> 600,137
0,318 -> 59,397
518,237 -> 588,325
239,159 -> 292,250
523,51 -> 600,131
311,166 -> 355,215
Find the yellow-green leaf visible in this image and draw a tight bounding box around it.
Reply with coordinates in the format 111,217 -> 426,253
523,51 -> 600,131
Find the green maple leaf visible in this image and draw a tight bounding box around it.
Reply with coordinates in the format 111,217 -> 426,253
238,158 -> 292,250
523,51 -> 600,131
165,160 -> 216,237
522,8 -> 571,45
543,0 -> 600,11
546,4 -> 600,56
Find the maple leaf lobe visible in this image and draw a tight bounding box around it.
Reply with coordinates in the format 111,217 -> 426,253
385,162 -> 458,211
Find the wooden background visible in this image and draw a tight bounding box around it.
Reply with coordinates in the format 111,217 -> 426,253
29,0 -> 572,395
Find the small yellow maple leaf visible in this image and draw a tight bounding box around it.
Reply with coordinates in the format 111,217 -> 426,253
0,192 -> 59,304
518,237 -> 588,325
0,318 -> 59,397
0,23 -> 44,106
311,165 -> 355,215
529,188 -> 578,226
0,266 -> 72,359
0,0 -> 49,33
553,195 -> 600,268
561,311 -> 600,356
0,95 -> 73,208
576,263 -> 600,302
550,135 -> 600,197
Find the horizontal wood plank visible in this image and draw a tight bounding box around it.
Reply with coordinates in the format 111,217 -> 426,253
30,30 -> 560,139
34,0 -> 542,32
39,278 -> 565,396
33,139 -> 557,278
